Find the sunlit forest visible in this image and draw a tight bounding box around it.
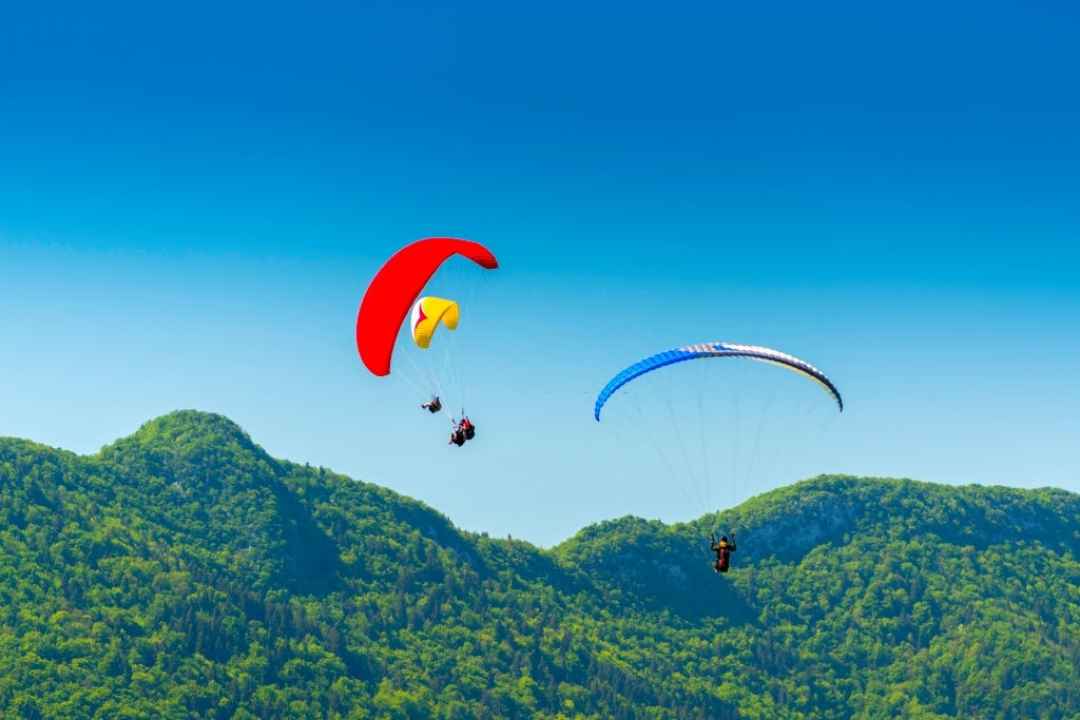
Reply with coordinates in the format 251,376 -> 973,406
1,411 -> 1077,719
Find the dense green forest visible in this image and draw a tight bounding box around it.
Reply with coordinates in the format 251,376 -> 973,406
0,411 -> 1077,719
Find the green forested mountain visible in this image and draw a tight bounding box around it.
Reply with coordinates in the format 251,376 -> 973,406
0,411 -> 1077,719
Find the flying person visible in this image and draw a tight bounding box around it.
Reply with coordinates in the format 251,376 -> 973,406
421,396 -> 442,413
459,416 -> 475,440
710,533 -> 736,573
449,427 -> 466,446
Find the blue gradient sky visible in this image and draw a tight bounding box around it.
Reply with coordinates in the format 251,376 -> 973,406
3,2 -> 1078,545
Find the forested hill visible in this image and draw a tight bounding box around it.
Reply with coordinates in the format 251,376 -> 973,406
0,412 -> 1077,719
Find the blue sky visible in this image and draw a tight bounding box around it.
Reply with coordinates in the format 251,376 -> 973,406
2,1 -> 1078,545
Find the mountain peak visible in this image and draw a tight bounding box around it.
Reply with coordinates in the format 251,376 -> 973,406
99,410 -> 268,464
126,409 -> 255,448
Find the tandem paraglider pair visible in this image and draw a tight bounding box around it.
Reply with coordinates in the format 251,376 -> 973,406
448,416 -> 476,447
356,237 -> 498,447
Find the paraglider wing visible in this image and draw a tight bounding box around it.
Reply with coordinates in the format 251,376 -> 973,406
410,297 -> 460,349
356,238 -> 497,376
593,342 -> 843,421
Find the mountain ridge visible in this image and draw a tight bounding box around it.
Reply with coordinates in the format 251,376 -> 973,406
0,410 -> 1076,719
10,410 -> 1074,552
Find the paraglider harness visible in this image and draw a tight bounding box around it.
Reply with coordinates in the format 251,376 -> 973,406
422,396 -> 443,413
710,532 -> 736,573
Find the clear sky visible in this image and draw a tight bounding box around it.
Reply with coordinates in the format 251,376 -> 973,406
2,2 -> 1078,545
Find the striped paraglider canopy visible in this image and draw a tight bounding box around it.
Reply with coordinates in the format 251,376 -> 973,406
594,342 -> 843,421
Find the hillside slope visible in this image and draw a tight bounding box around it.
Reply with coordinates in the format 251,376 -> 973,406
0,411 -> 1077,719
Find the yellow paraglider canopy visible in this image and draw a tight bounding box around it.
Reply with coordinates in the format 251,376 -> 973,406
409,296 -> 459,349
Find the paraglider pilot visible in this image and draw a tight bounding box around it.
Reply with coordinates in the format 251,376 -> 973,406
448,416 -> 475,447
422,396 -> 442,413
710,533 -> 736,573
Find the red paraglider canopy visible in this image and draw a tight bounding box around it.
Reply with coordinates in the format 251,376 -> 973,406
356,237 -> 498,376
